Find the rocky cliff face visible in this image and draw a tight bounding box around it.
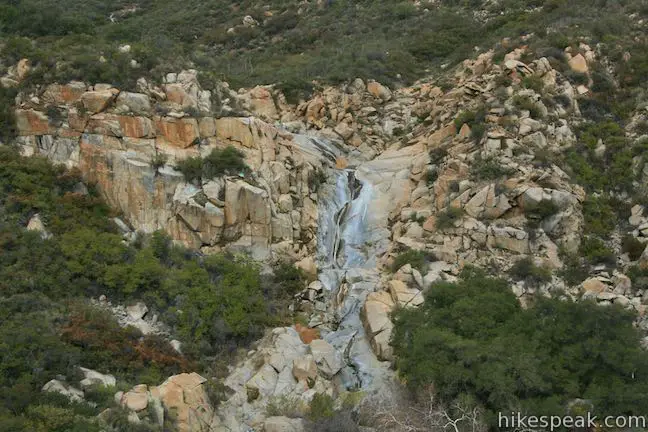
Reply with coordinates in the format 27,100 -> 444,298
13,71 -> 348,260
10,41 -> 648,431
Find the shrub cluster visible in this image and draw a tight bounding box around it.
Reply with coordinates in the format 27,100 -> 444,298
392,268 -> 648,428
176,146 -> 248,183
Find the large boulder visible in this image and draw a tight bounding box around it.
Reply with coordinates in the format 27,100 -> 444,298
247,364 -> 279,398
388,280 -> 423,308
121,384 -> 149,411
292,355 -> 318,382
309,339 -> 343,379
81,89 -> 119,114
361,291 -> 395,361
155,373 -> 215,432
42,380 -> 84,403
79,367 -> 116,388
568,54 -> 588,74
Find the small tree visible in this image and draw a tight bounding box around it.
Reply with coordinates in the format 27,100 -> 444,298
175,156 -> 203,183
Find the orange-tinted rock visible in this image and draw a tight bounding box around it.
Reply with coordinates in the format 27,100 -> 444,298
247,86 -> 278,120
295,323 -> 320,344
68,110 -> 89,132
164,84 -> 189,106
15,109 -> 51,135
427,123 -> 456,148
198,117 -> 216,138
458,123 -> 472,139
86,114 -> 154,138
81,89 -> 119,114
155,117 -> 199,148
119,116 -> 155,138
155,373 -> 212,432
43,82 -> 87,105
16,58 -> 30,81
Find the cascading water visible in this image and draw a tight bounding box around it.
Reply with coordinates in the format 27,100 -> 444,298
314,159 -> 393,392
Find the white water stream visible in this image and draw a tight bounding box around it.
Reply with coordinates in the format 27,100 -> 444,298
313,151 -> 393,393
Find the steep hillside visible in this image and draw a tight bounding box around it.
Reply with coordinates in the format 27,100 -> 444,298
3,1 -> 648,432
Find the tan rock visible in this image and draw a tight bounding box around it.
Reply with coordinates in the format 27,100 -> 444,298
362,291 -> 394,337
568,54 -> 588,74
16,58 -> 30,80
334,122 -> 354,140
423,215 -> 437,232
295,256 -> 317,280
427,124 -> 456,148
292,355 -> 318,382
639,245 -> 648,270
115,92 -> 151,115
367,81 -> 392,101
15,109 -> 51,135
489,226 -> 530,254
152,373 -> 214,432
388,280 -> 424,308
309,339 -> 343,379
247,86 -> 279,120
198,117 -> 216,138
42,82 -> 87,105
122,385 -> 149,411
582,278 -> 608,294
295,324 -> 320,344
87,114 -> 155,138
247,364 -> 279,398
155,117 -> 199,148
335,157 -> 349,169
458,123 -> 472,139
81,89 -> 119,114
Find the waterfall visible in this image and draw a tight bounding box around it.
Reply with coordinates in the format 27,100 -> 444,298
314,161 -> 392,392
288,131 -> 394,392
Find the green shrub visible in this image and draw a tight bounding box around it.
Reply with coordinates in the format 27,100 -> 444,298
391,249 -> 431,273
429,147 -> 448,165
582,195 -> 617,238
564,70 -> 589,85
530,200 -> 559,220
579,236 -> 616,266
203,146 -> 247,178
622,235 -> 646,261
436,207 -> 464,230
150,153 -> 168,171
273,262 -> 308,297
0,86 -> 18,142
558,253 -> 590,286
425,168 -> 438,186
454,106 -> 487,140
627,265 -> 648,291
495,73 -> 513,88
470,157 -> 515,181
306,410 -> 359,432
175,156 -> 204,183
391,268 -> 648,427
511,94 -> 544,119
509,257 -> 552,285
309,393 -> 335,421
521,75 -> 545,93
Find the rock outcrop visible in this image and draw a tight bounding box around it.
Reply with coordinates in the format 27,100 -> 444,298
14,72 -> 347,259
11,40 -> 648,432
118,373 -> 217,431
